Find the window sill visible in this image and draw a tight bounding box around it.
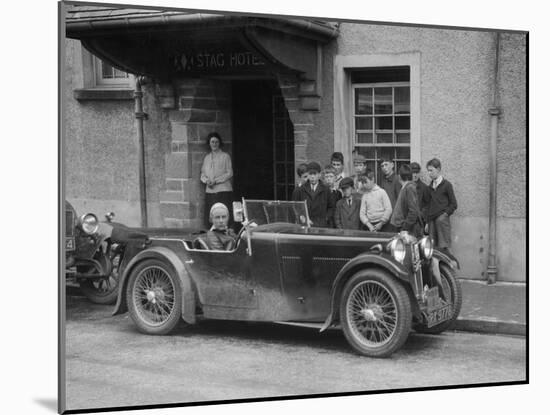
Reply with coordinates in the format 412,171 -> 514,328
73,88 -> 134,101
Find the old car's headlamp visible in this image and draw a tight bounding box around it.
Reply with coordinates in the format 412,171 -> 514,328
387,238 -> 406,263
79,213 -> 99,235
419,236 -> 433,259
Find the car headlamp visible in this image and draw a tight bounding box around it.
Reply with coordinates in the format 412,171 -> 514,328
79,213 -> 99,235
387,238 -> 406,263
419,236 -> 434,259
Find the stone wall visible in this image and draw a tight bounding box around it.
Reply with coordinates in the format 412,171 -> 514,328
159,79 -> 232,229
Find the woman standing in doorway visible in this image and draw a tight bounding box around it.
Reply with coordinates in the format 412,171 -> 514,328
200,132 -> 234,228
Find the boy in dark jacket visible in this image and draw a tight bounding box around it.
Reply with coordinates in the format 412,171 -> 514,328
410,162 -> 431,225
426,158 -> 457,252
292,162 -> 335,227
390,164 -> 422,237
334,177 -> 361,230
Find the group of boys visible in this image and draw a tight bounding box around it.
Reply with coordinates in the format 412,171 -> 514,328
291,152 -> 457,253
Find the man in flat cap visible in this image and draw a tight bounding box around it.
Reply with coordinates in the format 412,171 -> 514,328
380,157 -> 402,208
292,161 -> 335,227
334,177 -> 361,230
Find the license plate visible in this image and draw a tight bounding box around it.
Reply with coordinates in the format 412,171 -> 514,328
66,237 -> 75,251
426,304 -> 453,327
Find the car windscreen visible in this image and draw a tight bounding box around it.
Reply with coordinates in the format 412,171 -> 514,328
243,200 -> 310,227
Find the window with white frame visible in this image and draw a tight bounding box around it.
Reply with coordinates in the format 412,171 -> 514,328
351,67 -> 410,183
94,57 -> 132,88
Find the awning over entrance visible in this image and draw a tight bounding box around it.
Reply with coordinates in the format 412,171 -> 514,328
65,5 -> 339,88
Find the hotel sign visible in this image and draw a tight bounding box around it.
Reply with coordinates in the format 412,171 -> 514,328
172,50 -> 266,73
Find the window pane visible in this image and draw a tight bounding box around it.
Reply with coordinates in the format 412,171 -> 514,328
365,161 -> 376,175
378,147 -> 395,163
102,61 -> 114,78
356,133 -> 373,144
375,116 -> 393,130
395,147 -> 411,160
396,133 -> 410,143
355,117 -> 373,130
356,147 -> 376,159
376,133 -> 393,144
355,88 -> 373,115
394,87 -> 410,114
374,87 -> 392,114
395,116 -> 410,130
113,67 -> 129,79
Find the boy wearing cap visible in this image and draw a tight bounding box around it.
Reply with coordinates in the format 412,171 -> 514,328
323,165 -> 342,227
426,158 -> 457,253
334,177 -> 361,230
380,158 -> 402,208
410,162 -> 431,224
292,161 -> 335,227
359,171 -> 393,232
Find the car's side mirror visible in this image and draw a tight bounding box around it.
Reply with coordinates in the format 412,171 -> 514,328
105,212 -> 115,222
233,201 -> 243,223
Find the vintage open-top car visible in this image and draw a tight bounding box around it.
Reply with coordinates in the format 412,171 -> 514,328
112,199 -> 462,357
65,200 -> 148,304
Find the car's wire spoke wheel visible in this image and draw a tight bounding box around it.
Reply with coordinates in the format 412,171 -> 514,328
79,254 -> 119,305
126,259 -> 182,335
346,281 -> 398,347
133,266 -> 176,326
340,269 -> 412,358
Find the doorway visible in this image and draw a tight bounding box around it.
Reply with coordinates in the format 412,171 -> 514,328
231,79 -> 295,201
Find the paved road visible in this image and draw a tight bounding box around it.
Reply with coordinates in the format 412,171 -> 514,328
63,294 -> 526,412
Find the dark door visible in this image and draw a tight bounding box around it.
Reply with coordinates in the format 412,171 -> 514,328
232,79 -> 294,201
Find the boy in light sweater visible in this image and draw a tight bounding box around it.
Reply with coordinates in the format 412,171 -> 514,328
359,171 -> 393,232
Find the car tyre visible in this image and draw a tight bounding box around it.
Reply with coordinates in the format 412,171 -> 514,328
340,268 -> 412,358
414,263 -> 462,334
126,259 -> 182,335
79,273 -> 119,305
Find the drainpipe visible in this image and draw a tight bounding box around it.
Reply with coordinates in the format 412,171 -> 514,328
134,76 -> 149,228
487,32 -> 501,284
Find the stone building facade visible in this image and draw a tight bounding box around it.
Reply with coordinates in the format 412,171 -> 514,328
63,5 -> 526,282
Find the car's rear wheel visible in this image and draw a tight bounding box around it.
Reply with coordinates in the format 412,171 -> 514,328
126,259 -> 182,335
414,262 -> 462,334
340,269 -> 412,358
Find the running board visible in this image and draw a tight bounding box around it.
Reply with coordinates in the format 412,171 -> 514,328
273,321 -> 341,331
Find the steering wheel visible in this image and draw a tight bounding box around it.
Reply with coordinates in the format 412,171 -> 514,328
237,219 -> 256,240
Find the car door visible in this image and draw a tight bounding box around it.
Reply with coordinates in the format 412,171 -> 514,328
185,241 -> 258,312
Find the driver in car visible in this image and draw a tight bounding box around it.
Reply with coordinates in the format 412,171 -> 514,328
205,203 -> 238,250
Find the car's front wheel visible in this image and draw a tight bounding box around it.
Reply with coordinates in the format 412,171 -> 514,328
126,259 -> 182,335
340,269 -> 412,358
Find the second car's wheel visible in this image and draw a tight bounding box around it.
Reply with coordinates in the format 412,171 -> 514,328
414,262 -> 462,334
79,273 -> 119,305
340,269 -> 412,358
78,253 -> 119,305
126,259 -> 182,335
